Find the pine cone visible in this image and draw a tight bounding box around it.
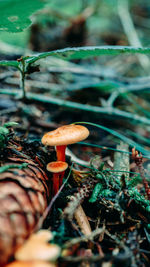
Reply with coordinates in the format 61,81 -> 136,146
0,145 -> 50,265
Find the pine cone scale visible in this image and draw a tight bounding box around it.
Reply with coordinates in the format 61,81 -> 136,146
0,146 -> 50,265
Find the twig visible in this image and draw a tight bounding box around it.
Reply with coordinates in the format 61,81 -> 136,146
64,227 -> 105,248
74,204 -> 92,236
63,179 -> 94,221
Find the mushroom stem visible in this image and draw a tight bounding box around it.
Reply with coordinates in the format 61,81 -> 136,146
59,171 -> 65,187
56,145 -> 67,162
56,145 -> 67,186
42,125 -> 89,192
53,173 -> 60,196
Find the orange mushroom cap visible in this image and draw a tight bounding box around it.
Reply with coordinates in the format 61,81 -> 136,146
5,261 -> 56,267
47,161 -> 68,173
41,124 -> 89,146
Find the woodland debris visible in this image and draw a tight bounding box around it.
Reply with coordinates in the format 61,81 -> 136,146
63,178 -> 95,221
74,204 -> 92,236
63,227 -> 105,249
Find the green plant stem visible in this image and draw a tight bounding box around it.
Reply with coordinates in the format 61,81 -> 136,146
74,122 -> 150,157
24,46 -> 150,64
20,71 -> 26,99
36,164 -> 73,230
19,58 -> 26,99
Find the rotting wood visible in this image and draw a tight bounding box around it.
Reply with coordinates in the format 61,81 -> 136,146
74,204 -> 92,236
114,141 -> 130,180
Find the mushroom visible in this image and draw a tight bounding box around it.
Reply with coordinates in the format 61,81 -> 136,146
42,124 -> 89,162
47,161 -> 68,195
15,230 -> 60,262
5,261 -> 56,267
42,124 -> 89,187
